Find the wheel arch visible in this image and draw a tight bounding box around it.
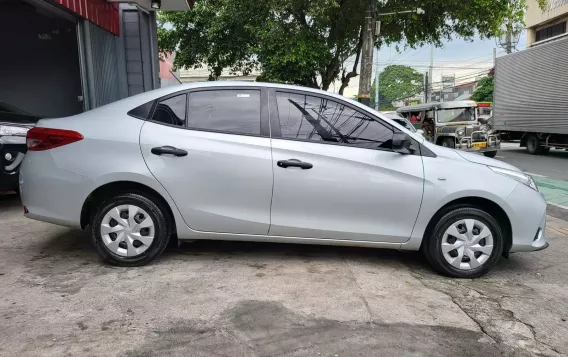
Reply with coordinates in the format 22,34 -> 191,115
436,135 -> 455,145
421,196 -> 513,255
80,181 -> 177,236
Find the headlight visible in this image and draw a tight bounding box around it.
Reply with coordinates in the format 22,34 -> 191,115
488,166 -> 538,191
457,129 -> 465,136
0,125 -> 29,137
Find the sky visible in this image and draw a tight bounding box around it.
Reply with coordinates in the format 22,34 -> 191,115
334,31 -> 527,97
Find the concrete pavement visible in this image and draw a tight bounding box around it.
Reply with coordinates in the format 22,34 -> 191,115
1,194 -> 568,356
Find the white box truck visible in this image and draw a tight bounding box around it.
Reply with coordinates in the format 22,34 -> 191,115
493,36 -> 568,154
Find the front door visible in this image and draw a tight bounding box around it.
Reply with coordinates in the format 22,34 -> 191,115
140,88 -> 273,235
268,90 -> 424,243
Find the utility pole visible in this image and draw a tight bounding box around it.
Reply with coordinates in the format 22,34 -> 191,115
374,48 -> 380,110
493,47 -> 497,66
357,0 -> 376,106
427,44 -> 434,102
423,72 -> 428,103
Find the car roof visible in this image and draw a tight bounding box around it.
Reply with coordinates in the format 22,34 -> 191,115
76,81 -> 424,143
90,81 -> 342,108
90,81 -> 365,115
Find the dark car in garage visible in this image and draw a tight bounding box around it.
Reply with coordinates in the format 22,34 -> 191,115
0,103 -> 40,193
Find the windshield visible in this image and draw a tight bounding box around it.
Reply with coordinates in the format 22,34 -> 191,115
437,107 -> 476,123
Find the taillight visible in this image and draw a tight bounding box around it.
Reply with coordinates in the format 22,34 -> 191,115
26,127 -> 83,151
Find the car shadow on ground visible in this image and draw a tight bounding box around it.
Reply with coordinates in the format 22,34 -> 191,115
0,192 -> 530,278
0,192 -> 22,209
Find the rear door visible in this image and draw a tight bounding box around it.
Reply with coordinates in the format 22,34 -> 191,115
139,87 -> 274,235
268,89 -> 424,243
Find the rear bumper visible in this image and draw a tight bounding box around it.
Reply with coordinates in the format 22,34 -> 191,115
20,151 -> 93,229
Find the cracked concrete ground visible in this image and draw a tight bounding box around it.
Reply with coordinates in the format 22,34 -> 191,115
1,193 -> 568,357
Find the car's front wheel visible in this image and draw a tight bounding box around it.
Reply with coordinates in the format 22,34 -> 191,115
423,206 -> 504,278
440,137 -> 455,148
91,193 -> 170,266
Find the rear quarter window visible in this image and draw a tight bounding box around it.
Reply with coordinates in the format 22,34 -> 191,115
127,101 -> 154,120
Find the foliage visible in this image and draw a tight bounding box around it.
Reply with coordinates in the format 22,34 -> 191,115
471,76 -> 494,102
370,65 -> 423,109
158,0 -> 537,93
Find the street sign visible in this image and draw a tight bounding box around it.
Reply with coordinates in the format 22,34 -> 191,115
442,75 -> 455,93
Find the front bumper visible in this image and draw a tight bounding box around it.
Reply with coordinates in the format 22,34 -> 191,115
506,183 -> 549,253
455,133 -> 500,153
0,138 -> 27,192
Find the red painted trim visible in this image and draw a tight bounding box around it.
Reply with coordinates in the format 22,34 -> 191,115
56,0 -> 119,35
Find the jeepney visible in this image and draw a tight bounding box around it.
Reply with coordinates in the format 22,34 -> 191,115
397,101 -> 500,157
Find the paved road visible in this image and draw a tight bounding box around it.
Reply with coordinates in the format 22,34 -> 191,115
1,194 -> 568,356
492,143 -> 568,208
495,142 -> 568,181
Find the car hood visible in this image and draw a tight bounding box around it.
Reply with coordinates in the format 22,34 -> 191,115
454,150 -> 521,171
423,141 -> 521,172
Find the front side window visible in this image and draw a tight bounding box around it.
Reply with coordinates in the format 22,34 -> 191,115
437,107 -> 476,123
151,94 -> 187,127
276,92 -> 393,150
188,90 -> 261,135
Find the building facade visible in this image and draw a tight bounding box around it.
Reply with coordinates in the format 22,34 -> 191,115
0,0 -> 189,119
526,0 -> 568,46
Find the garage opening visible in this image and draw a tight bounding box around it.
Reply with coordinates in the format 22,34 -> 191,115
0,0 -> 83,118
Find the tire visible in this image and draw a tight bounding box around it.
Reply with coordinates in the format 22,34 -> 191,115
541,147 -> 550,154
483,151 -> 497,158
526,134 -> 542,155
423,206 -> 504,278
91,193 -> 170,266
440,137 -> 455,148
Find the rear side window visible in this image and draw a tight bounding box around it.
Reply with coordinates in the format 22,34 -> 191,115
151,94 -> 187,127
188,90 -> 261,135
127,101 -> 154,119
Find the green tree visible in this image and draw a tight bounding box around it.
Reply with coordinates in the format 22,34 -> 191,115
158,0 -> 535,94
471,76 -> 494,102
370,65 -> 423,109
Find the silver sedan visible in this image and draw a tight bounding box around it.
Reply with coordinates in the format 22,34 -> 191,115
20,82 -> 548,278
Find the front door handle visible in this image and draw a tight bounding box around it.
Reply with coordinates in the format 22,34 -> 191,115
151,146 -> 188,157
277,159 -> 313,169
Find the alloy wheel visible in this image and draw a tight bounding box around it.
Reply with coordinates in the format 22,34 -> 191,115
441,219 -> 494,270
100,204 -> 155,257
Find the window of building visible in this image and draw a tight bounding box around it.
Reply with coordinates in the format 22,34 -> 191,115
535,22 -> 567,42
276,92 -> 394,150
188,90 -> 261,135
151,94 -> 187,127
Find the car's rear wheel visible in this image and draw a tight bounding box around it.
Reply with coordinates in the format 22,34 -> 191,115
526,134 -> 543,155
91,193 -> 170,266
423,206 -> 504,278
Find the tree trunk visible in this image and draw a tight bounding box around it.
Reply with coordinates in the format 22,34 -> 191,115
338,27 -> 364,95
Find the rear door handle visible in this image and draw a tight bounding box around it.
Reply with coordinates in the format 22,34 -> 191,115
277,159 -> 313,169
151,146 -> 188,157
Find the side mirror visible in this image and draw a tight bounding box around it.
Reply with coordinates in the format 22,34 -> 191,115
392,132 -> 414,154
